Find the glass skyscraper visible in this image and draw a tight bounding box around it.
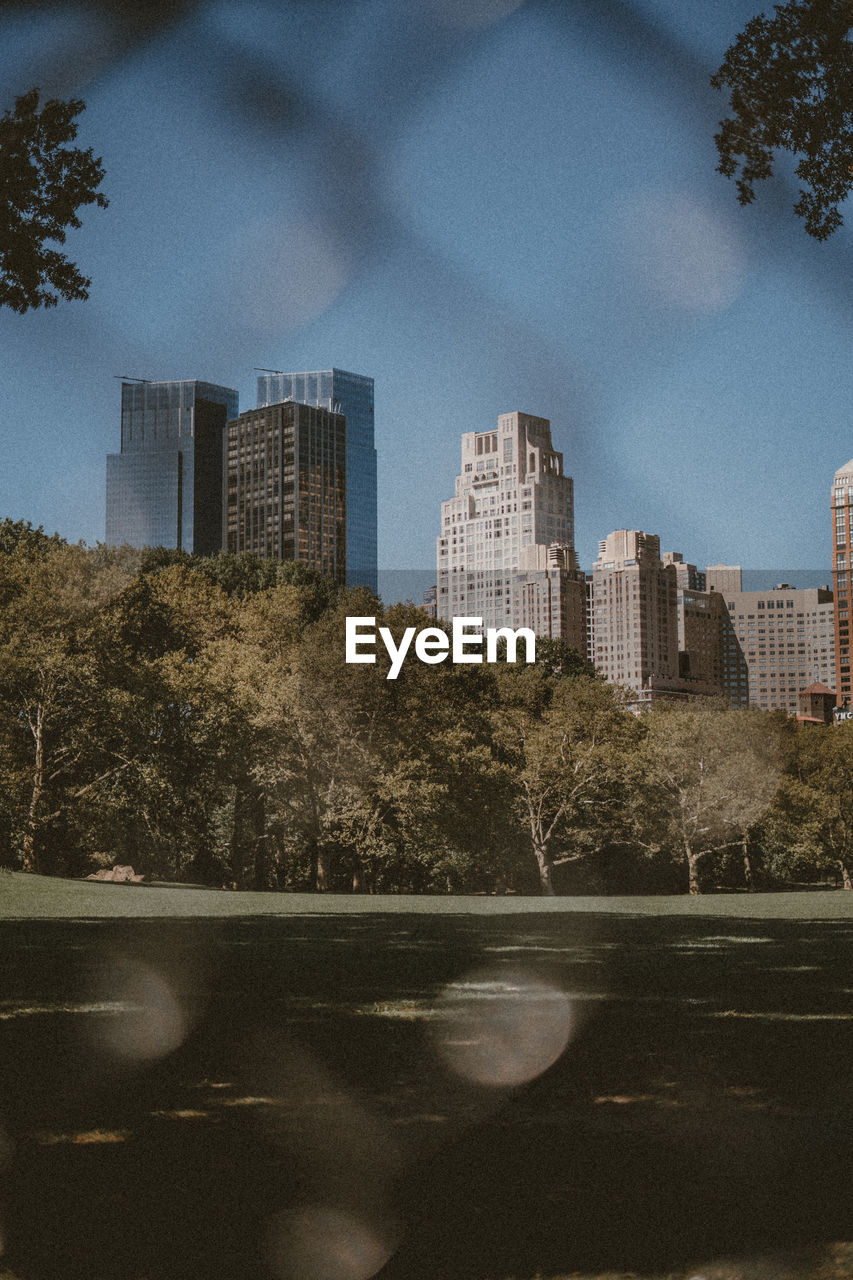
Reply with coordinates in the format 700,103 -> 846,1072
256,369 -> 377,592
105,379 -> 238,553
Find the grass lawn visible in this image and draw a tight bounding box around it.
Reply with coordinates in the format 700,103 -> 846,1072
0,874 -> 852,1280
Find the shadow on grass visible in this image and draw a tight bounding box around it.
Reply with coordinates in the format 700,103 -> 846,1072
0,911 -> 852,1279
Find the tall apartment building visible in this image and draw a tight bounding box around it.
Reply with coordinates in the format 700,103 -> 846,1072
591,533 -> 727,704
257,369 -> 376,592
435,412 -> 585,653
662,552 -> 705,593
592,531 -> 679,698
105,379 -> 238,553
832,458 -> 853,704
716,583 -> 835,714
224,401 -> 346,584
661,552 -> 739,698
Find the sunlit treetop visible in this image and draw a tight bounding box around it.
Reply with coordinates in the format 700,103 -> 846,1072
711,0 -> 853,239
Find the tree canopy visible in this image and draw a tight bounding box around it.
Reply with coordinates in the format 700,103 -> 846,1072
711,0 -> 853,239
0,87 -> 108,312
1,541 -> 850,895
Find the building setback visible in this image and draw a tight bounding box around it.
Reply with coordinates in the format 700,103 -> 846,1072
435,412 -> 586,654
257,369 -> 376,592
832,458 -> 853,704
106,379 -> 238,554
224,401 -> 346,584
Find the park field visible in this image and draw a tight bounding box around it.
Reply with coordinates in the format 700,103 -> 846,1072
0,874 -> 852,1280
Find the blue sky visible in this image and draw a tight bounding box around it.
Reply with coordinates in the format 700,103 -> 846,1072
1,0 -> 850,592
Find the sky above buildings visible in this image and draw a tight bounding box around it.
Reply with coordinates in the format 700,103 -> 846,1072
1,0 -> 850,594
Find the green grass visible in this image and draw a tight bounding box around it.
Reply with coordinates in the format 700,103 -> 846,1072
1,870 -> 852,919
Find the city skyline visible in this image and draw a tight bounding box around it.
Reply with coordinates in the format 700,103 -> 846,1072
1,2 -> 851,585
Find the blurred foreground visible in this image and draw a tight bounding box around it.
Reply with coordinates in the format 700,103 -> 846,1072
0,900 -> 852,1279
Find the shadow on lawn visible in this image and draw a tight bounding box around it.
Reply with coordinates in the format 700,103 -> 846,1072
0,910 -> 852,1279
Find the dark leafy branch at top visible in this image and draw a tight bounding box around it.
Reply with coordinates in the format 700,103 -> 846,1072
0,88 -> 108,312
711,0 -> 853,239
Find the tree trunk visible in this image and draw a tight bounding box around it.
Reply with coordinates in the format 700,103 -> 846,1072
315,846 -> 331,892
686,844 -> 703,895
230,781 -> 267,890
742,835 -> 756,892
534,840 -> 555,896
22,704 -> 44,874
839,858 -> 853,891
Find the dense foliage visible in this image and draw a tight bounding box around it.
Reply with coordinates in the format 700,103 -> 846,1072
0,527 -> 848,894
711,0 -> 853,239
0,88 -> 108,312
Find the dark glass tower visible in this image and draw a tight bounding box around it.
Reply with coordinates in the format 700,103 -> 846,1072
225,401 -> 346,584
256,369 -> 376,592
105,379 -> 238,553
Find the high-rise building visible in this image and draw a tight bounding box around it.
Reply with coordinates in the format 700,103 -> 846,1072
591,533 -> 725,705
592,531 -> 679,698
662,551 -> 733,698
224,400 -> 346,583
106,379 -> 238,553
705,564 -> 743,594
257,369 -> 376,592
662,552 -> 706,593
832,459 -> 853,704
435,412 -> 585,651
510,543 -> 587,652
715,583 -> 835,714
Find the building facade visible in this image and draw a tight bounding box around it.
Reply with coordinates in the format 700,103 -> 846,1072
435,412 -> 585,650
509,543 -> 587,652
716,583 -> 835,714
705,564 -> 743,595
106,379 -> 238,553
257,369 -> 376,592
592,531 -> 679,698
225,401 -> 346,584
832,459 -> 853,704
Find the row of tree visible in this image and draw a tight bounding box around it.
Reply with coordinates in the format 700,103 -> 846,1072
1,519 -> 851,895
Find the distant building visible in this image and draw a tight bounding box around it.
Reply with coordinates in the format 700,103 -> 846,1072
662,551 -> 705,592
510,542 -> 587,656
422,585 -> 437,618
257,369 -> 376,592
662,552 -> 734,699
797,682 -> 836,726
714,583 -> 835,714
436,411 -> 577,640
224,401 -> 346,583
105,379 -> 238,553
832,459 -> 853,704
592,532 -> 722,705
705,564 -> 743,594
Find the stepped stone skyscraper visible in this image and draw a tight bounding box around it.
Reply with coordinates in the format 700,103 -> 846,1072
436,411 -> 586,651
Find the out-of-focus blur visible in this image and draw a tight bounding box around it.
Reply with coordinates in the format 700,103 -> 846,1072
431,966 -> 576,1087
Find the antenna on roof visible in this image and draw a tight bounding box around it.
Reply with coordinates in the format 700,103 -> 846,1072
114,375 -> 150,382
254,367 -> 284,374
